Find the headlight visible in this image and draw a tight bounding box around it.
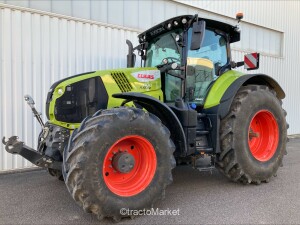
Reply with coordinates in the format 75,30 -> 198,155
57,88 -> 64,95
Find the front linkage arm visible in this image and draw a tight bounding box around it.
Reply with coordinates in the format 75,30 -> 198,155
24,95 -> 45,128
2,136 -> 61,170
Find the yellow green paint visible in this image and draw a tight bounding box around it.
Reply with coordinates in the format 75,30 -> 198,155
203,70 -> 245,109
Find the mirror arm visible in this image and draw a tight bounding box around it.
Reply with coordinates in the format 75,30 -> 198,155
236,61 -> 245,67
187,14 -> 198,28
230,61 -> 244,68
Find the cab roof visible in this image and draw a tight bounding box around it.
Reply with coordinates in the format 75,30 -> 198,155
138,15 -> 240,44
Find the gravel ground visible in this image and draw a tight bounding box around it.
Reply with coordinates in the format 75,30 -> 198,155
0,138 -> 299,225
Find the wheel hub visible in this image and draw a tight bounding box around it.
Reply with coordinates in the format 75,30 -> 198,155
248,110 -> 279,162
112,152 -> 135,173
249,129 -> 260,139
103,135 -> 157,197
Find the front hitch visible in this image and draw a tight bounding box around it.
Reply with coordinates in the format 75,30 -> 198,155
2,136 -> 62,170
2,95 -> 64,170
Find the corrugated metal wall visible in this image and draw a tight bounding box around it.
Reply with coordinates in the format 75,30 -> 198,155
0,6 -> 142,170
0,0 -> 201,30
1,1 -> 299,171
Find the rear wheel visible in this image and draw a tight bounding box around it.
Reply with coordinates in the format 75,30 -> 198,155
63,107 -> 176,221
217,85 -> 287,184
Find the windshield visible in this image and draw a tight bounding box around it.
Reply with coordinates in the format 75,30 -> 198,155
145,29 -> 183,67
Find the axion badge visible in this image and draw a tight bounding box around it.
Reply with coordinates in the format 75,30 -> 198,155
131,70 -> 160,82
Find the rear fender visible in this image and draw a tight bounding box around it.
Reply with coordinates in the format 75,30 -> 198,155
203,73 -> 285,153
218,74 -> 285,118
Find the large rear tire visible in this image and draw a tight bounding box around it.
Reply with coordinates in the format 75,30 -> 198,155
62,107 -> 176,221
217,85 -> 287,184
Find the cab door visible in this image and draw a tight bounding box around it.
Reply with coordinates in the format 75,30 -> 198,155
186,28 -> 229,105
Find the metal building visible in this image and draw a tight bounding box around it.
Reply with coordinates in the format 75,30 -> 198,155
0,0 -> 299,171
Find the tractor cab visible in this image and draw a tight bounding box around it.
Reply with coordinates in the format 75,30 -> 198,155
127,15 -> 240,106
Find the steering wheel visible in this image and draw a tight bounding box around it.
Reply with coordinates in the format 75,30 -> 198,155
162,57 -> 181,64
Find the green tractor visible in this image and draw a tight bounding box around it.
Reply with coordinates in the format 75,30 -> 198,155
2,14 -> 287,221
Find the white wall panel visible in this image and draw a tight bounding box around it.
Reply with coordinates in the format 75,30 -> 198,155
107,0 -> 124,27
1,0 -> 201,30
0,6 -> 140,171
73,0 -> 90,19
124,0 -> 138,28
6,0 -> 28,7
29,0 -> 51,12
152,0 -> 165,25
234,23 -> 283,57
90,0 -> 107,23
138,0 -> 152,29
52,0 -> 72,16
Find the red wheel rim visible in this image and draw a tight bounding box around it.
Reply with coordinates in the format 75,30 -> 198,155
103,135 -> 157,197
248,110 -> 279,162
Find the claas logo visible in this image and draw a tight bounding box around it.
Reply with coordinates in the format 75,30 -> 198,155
137,74 -> 154,79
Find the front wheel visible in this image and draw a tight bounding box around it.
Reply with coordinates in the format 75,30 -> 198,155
217,85 -> 287,184
62,107 -> 176,221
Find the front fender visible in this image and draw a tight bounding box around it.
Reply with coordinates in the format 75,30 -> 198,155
113,92 -> 187,157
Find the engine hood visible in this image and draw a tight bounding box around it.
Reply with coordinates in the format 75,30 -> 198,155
46,67 -> 163,129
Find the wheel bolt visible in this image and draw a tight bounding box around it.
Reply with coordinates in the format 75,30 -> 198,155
249,131 -> 260,138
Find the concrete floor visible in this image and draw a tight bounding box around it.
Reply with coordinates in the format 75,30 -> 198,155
0,139 -> 299,224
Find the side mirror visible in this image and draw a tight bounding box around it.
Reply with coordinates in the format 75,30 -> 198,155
126,39 -> 136,68
190,20 -> 206,50
244,53 -> 260,70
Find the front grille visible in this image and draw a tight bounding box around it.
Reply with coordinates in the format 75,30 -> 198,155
54,77 -> 108,123
111,72 -> 133,92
